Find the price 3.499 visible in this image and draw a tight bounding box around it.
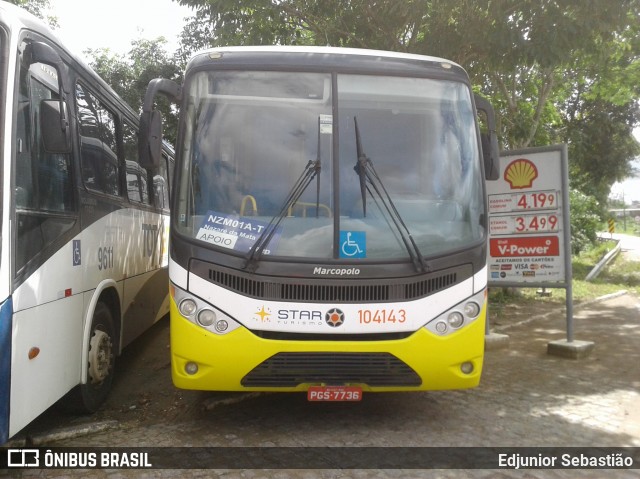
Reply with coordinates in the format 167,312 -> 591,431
514,214 -> 559,233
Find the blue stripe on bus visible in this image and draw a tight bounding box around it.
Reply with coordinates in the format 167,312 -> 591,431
0,297 -> 12,444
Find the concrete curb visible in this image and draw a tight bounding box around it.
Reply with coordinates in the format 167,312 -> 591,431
202,392 -> 266,411
6,420 -> 120,447
7,394 -> 268,446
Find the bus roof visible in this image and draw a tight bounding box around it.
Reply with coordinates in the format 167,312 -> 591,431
0,2 -> 137,120
186,45 -> 468,79
0,2 -> 53,34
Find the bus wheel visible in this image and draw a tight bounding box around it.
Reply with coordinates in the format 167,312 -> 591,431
75,302 -> 116,413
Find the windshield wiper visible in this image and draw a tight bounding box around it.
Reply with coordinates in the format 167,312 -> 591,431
354,118 -> 369,218
353,117 -> 428,273
243,118 -> 322,271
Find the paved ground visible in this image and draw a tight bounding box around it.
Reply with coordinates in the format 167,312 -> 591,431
489,291 -> 640,445
5,234 -> 640,477
618,234 -> 640,261
4,289 -> 639,478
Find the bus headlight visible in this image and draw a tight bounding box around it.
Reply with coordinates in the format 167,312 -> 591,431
463,301 -> 480,318
447,312 -> 464,329
460,362 -> 474,374
215,320 -> 229,332
185,362 -> 199,375
435,321 -> 448,334
179,298 -> 197,317
171,284 -> 241,335
198,309 -> 217,327
424,290 -> 485,336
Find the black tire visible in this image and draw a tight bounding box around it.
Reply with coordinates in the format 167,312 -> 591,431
68,302 -> 116,413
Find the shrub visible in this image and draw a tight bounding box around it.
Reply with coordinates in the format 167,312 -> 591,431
569,189 -> 601,255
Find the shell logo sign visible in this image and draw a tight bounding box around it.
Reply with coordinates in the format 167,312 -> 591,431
487,146 -> 568,286
504,158 -> 538,189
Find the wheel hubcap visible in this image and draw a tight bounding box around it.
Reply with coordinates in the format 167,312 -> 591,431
88,329 -> 112,384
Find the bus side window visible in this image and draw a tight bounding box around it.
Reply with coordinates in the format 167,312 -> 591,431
154,152 -> 171,211
15,83 -> 33,209
123,121 -> 150,204
16,64 -> 73,212
76,83 -> 120,196
14,46 -> 76,273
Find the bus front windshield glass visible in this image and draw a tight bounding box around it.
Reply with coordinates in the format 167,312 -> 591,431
176,70 -> 485,262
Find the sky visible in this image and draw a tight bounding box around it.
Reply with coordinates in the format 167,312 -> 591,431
610,128 -> 640,205
48,0 -> 193,60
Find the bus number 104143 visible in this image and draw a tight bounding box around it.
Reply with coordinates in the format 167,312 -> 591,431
358,309 -> 406,324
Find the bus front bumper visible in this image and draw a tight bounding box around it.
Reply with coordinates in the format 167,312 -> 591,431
169,298 -> 486,393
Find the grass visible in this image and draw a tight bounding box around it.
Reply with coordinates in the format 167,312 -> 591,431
488,239 -> 640,311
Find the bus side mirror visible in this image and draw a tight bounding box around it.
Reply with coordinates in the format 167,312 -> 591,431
139,78 -> 181,171
474,95 -> 500,181
480,131 -> 500,181
139,109 -> 163,170
41,99 -> 71,153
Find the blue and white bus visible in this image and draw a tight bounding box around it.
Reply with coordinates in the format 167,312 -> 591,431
0,2 -> 173,443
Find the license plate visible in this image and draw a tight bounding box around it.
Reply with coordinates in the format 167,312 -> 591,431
307,386 -> 362,402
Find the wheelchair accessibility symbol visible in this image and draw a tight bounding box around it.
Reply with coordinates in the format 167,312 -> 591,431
339,231 -> 366,258
72,240 -> 81,266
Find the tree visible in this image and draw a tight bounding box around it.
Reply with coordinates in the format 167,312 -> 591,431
174,0 -> 639,212
567,100 -> 640,205
7,0 -> 58,27
87,38 -> 182,145
560,10 -> 640,205
568,189 -> 601,255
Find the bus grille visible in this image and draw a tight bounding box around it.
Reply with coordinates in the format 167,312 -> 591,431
241,352 -> 422,388
205,266 -> 463,302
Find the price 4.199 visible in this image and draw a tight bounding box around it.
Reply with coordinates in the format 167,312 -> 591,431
515,191 -> 556,210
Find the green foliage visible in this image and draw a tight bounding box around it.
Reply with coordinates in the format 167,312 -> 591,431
79,0 -> 640,210
7,0 -> 57,27
574,240 -> 616,270
569,189 -> 601,255
567,99 -> 640,205
8,0 -> 48,17
573,242 -> 640,297
87,39 -> 182,146
173,0 -> 640,200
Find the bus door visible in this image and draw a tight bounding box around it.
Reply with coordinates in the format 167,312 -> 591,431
9,38 -> 82,438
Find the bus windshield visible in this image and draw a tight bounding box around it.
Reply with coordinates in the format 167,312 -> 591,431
176,70 -> 485,262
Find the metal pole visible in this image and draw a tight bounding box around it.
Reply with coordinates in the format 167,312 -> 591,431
560,144 -> 574,342
485,303 -> 490,335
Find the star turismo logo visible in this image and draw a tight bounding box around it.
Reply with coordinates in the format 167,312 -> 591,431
325,308 -> 345,327
255,305 -> 271,322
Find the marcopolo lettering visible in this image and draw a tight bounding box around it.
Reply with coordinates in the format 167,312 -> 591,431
313,267 -> 361,276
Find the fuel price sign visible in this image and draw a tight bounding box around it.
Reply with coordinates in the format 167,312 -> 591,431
486,145 -> 570,286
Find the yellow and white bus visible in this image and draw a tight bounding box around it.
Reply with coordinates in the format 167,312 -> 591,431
0,3 -> 173,442
140,46 -> 498,401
